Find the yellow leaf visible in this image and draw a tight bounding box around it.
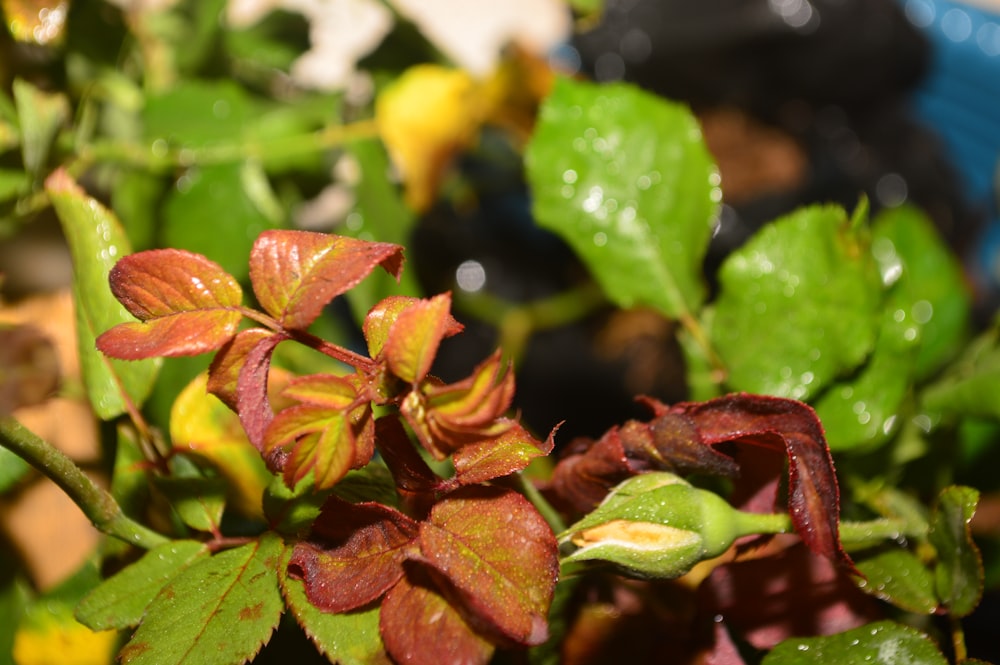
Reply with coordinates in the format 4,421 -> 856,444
375,64 -> 482,212
14,602 -> 116,665
169,371 -> 291,517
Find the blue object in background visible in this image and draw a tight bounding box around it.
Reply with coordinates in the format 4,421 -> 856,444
899,0 -> 1000,290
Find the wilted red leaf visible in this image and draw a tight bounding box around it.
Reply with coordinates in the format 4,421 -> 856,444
289,497 -> 419,613
450,422 -> 554,487
265,374 -> 374,489
97,249 -> 243,359
383,293 -> 456,384
249,231 -> 404,331
418,486 -> 557,646
380,564 -> 494,665
668,393 -> 855,573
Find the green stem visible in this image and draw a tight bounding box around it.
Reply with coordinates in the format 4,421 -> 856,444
0,418 -> 169,550
515,473 -> 566,534
732,512 -> 918,547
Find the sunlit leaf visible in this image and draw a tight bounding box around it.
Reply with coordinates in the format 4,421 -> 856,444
170,372 -> 276,517
382,293 -> 454,384
207,328 -> 276,411
14,599 -> 117,665
762,621 -> 947,664
711,205 -> 881,400
450,422 -> 553,486
364,295 -> 461,361
120,534 -> 285,665
854,548 -> 938,614
249,230 -> 404,331
96,248 -> 243,359
419,486 -> 557,646
289,497 -> 419,613
235,331 -> 289,456
380,565 -> 494,665
929,485 -> 982,617
76,540 -> 209,631
46,169 -> 161,419
280,548 -> 390,665
526,77 -> 718,319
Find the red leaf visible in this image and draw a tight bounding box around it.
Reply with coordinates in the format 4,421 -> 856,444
97,249 -> 243,359
265,374 -> 374,489
548,429 -> 634,514
207,328 -> 276,412
289,497 -> 419,613
380,564 -> 494,665
450,422 -> 555,487
374,416 -> 441,509
364,295 -> 463,360
418,486 -> 558,646
383,293 -> 456,384
670,393 -> 855,573
249,231 -> 404,330
235,332 -> 289,465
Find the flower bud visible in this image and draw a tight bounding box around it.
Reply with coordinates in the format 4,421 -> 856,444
559,472 -> 743,579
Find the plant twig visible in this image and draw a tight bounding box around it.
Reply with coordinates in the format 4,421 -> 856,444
0,417 -> 169,550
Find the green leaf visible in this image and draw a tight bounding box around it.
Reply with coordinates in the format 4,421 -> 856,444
920,327 -> 1000,420
75,540 -> 209,630
526,77 -> 718,319
762,621 -> 947,664
280,557 -> 390,665
0,445 -> 31,493
854,549 -> 938,614
0,169 -> 30,203
869,206 -> 970,378
12,78 -> 68,176
154,475 -> 227,533
45,169 -> 161,419
711,205 -> 881,400
929,485 -> 983,617
143,80 -> 253,147
162,163 -> 282,282
120,534 -> 286,665
248,230 -> 404,331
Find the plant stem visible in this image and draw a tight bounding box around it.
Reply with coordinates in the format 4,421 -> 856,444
0,417 -> 169,550
515,473 -> 566,534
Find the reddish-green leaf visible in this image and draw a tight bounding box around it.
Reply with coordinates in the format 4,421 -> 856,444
418,486 -> 557,646
280,548 -> 390,665
384,293 -> 455,384
670,394 -> 855,574
929,485 -> 983,617
207,328 -> 277,411
289,497 -> 419,613
249,230 -> 404,330
97,249 -> 243,359
364,295 -> 463,360
450,422 -> 554,487
235,332 -> 289,459
380,565 -> 494,665
120,534 -> 285,665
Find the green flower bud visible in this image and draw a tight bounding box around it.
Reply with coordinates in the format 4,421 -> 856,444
559,472 -> 746,579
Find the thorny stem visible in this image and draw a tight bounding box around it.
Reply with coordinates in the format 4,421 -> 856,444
0,418 -> 169,550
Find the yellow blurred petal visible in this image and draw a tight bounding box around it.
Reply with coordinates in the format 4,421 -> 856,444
375,64 -> 482,212
14,605 -> 116,665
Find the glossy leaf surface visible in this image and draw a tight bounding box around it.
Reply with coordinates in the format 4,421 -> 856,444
249,230 -> 404,330
762,621 -> 947,664
46,169 -> 161,419
929,485 -> 982,617
120,534 -> 285,665
97,248 -> 243,359
854,549 -> 938,614
450,422 -> 554,487
712,205 -> 880,400
418,486 -> 557,646
76,541 -> 209,631
527,77 -> 718,319
383,293 -> 455,384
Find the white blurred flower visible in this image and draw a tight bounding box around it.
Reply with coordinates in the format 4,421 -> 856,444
388,0 -> 571,75
227,0 -> 393,91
